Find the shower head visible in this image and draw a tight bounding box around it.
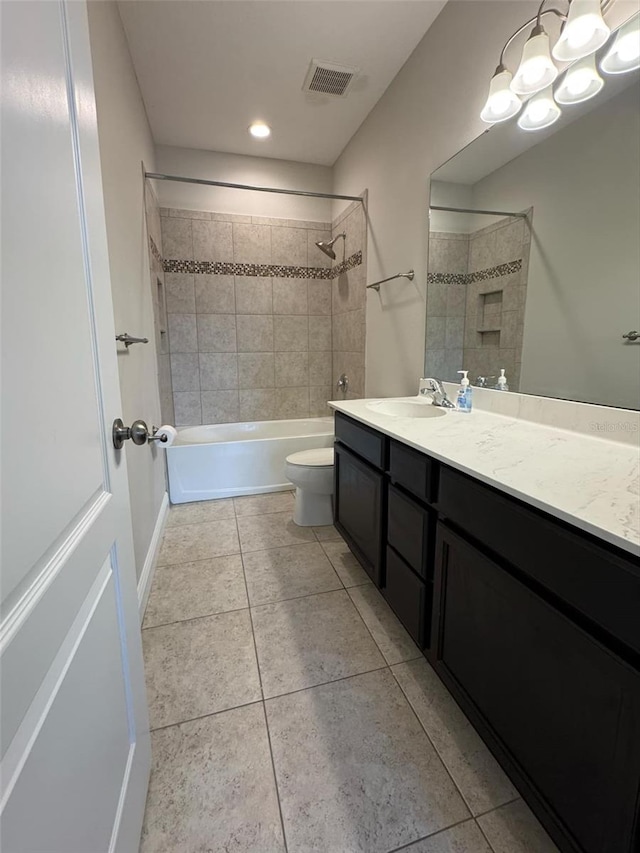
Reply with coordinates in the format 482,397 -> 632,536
315,232 -> 346,261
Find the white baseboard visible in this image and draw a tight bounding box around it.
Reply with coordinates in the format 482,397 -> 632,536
137,492 -> 170,620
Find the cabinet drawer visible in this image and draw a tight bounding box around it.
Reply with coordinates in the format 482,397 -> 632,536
437,466 -> 640,657
388,484 -> 434,579
390,441 -> 436,503
335,412 -> 387,470
384,547 -> 428,647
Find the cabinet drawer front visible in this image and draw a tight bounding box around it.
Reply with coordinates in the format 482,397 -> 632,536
437,466 -> 640,656
434,523 -> 640,853
335,412 -> 387,470
390,441 -> 436,503
388,485 -> 433,579
334,443 -> 385,587
385,547 -> 427,646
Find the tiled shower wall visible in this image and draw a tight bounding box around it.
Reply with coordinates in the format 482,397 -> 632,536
426,214 -> 530,390
145,183 -> 173,424
331,200 -> 367,400
158,209 -> 337,425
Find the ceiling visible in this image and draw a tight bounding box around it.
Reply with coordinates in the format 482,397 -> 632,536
118,0 -> 447,166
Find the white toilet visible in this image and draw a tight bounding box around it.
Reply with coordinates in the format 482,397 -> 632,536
285,447 -> 334,526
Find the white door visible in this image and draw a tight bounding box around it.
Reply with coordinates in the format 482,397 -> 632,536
1,2 -> 151,851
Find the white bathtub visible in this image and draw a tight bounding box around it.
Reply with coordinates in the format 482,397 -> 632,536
166,417 -> 334,503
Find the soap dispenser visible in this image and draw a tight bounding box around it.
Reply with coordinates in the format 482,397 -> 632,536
456,370 -> 473,413
496,369 -> 509,391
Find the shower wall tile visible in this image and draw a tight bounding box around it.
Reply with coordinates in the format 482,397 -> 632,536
235,277 -> 272,315
426,316 -> 446,350
308,280 -> 332,315
161,216 -> 193,260
308,352 -> 332,387
271,226 -> 308,266
165,273 -> 196,314
197,314 -> 237,352
309,316 -> 331,351
310,386 -> 333,417
275,351 -> 309,387
239,389 -> 276,421
446,284 -> 467,317
192,220 -> 233,262
275,387 -> 309,419
445,316 -> 465,350
174,391 -> 202,426
238,353 -> 275,389
201,390 -> 240,424
332,309 -> 365,353
170,353 -> 200,392
272,278 -> 308,315
274,315 -> 309,352
232,223 -> 271,264
237,315 -> 274,352
199,352 -> 239,391
194,275 -> 235,314
168,313 -> 198,353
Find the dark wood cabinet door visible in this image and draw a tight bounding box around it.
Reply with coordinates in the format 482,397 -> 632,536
432,523 -> 640,853
334,442 -> 385,586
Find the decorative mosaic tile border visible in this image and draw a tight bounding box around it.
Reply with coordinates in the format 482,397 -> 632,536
427,258 -> 522,286
162,250 -> 363,280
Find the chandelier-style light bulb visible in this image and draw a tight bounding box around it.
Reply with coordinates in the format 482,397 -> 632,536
511,26 -> 559,95
553,0 -> 611,62
555,54 -> 604,104
601,12 -> 640,74
480,66 -> 523,123
518,86 -> 562,131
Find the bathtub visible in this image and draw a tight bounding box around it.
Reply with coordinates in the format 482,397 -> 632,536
166,417 -> 334,503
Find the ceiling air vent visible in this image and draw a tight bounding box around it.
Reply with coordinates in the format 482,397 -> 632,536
302,59 -> 360,98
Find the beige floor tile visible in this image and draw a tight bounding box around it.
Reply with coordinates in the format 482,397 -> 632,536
158,518 -> 239,565
477,800 -> 559,853
401,820 -> 492,852
234,491 -> 295,517
265,669 -> 470,852
348,584 -> 421,665
143,555 -> 248,628
143,609 -> 261,729
140,704 -> 285,853
252,589 -> 385,698
312,524 -> 343,541
237,510 -> 315,552
242,542 -> 342,606
320,539 -> 371,587
392,658 -> 519,816
166,498 -> 235,527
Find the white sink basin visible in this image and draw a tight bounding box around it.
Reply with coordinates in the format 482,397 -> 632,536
366,399 -> 448,419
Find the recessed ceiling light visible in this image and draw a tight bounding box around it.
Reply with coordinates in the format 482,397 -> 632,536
249,121 -> 271,139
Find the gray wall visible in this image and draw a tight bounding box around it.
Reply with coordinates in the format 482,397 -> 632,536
88,0 -> 167,581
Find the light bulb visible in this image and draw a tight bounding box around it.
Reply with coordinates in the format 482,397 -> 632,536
480,67 -> 522,123
511,28 -> 559,95
601,13 -> 640,74
555,54 -> 604,104
248,122 -> 271,139
553,0 -> 610,62
518,86 -> 562,131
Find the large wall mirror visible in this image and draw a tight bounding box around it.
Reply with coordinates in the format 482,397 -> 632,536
425,56 -> 639,410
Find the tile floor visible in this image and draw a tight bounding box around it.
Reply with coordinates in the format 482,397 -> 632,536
139,491 -> 560,853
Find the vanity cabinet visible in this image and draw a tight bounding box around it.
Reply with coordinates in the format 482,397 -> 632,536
333,411 -> 640,853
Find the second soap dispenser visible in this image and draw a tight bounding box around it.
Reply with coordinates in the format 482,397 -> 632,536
456,370 -> 473,413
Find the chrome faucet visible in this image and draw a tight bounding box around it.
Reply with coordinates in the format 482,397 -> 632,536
419,377 -> 456,408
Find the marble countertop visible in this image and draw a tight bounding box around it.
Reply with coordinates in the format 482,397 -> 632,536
329,397 -> 640,557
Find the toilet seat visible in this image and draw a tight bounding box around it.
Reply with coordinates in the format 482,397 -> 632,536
286,448 -> 334,468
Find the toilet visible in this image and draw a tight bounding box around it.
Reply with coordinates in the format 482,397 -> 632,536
285,447 -> 334,526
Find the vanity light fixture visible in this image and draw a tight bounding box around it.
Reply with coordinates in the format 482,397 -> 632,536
555,53 -> 604,103
480,66 -> 523,123
600,12 -> 640,73
248,121 -> 271,139
518,85 -> 562,130
552,0 -> 610,61
511,25 -> 559,95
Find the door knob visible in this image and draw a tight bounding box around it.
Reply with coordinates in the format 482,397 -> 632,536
112,419 -> 168,449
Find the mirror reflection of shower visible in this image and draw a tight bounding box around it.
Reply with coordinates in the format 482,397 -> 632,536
315,231 -> 345,260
